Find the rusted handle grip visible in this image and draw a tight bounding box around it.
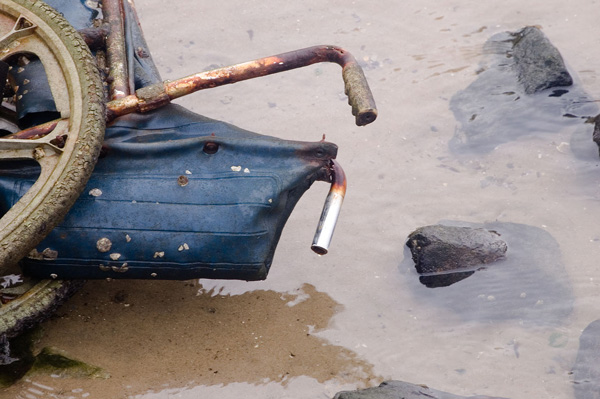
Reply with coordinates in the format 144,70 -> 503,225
342,62 -> 378,126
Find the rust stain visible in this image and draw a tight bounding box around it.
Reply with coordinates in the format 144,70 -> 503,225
102,0 -> 132,100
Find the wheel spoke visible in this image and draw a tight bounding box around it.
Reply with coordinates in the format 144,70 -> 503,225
0,15 -> 36,52
0,118 -> 67,161
5,41 -> 70,118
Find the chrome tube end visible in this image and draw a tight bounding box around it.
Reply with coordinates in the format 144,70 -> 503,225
311,160 -> 346,255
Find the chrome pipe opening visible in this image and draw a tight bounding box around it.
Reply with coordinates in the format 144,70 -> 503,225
311,160 -> 347,255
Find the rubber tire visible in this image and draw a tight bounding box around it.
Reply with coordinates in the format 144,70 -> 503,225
0,0 -> 104,337
0,0 -> 105,266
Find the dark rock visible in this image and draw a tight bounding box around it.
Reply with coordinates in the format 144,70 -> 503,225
333,380 -> 508,399
406,225 -> 507,274
0,331 -> 36,387
449,29 -> 597,154
511,26 -> 573,94
573,319 -> 600,399
400,221 -> 573,325
592,115 -> 600,156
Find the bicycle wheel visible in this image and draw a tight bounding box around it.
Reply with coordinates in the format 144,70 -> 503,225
0,0 -> 104,336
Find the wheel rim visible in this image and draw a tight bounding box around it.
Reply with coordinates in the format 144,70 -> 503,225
0,0 -> 104,337
0,0 -> 104,268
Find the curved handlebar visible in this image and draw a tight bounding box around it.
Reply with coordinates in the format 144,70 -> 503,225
107,45 -> 378,125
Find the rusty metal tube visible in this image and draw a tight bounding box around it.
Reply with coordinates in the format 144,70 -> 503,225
102,0 -> 131,100
1,119 -> 58,140
311,160 -> 346,255
106,45 -> 377,125
77,26 -> 109,50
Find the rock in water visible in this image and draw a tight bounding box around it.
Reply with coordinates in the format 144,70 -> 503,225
592,115 -> 600,156
573,319 -> 600,399
400,221 -> 573,325
406,225 -> 507,274
512,26 -> 573,94
449,28 -> 598,154
333,380 -> 508,399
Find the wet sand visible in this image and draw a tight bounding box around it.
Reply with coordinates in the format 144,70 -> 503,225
7,281 -> 377,397
4,0 -> 600,398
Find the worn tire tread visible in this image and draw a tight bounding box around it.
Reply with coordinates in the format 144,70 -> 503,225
0,0 -> 104,336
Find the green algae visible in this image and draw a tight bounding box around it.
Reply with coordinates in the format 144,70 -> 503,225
0,329 -> 108,388
29,347 -> 109,379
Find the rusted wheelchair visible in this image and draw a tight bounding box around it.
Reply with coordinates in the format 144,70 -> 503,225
0,0 -> 377,337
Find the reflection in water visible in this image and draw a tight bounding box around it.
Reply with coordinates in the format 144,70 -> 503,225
2,281 -> 378,398
419,270 -> 475,288
401,221 -> 573,326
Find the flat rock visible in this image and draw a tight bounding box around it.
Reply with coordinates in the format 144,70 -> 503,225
400,221 -> 573,325
406,225 -> 507,275
333,380 -> 508,399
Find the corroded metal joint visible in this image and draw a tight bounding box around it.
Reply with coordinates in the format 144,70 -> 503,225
135,82 -> 170,113
77,26 -> 109,50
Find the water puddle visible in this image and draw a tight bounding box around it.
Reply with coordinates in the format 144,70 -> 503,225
2,280 -> 379,398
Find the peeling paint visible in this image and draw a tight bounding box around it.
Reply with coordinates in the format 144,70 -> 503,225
109,253 -> 121,261
231,166 -> 242,172
96,238 -> 112,253
178,243 -> 190,252
23,247 -> 57,261
27,249 -> 43,260
125,234 -> 131,243
41,248 -> 58,260
244,168 -> 250,173
153,251 -> 164,258
111,263 -> 129,273
89,188 -> 103,197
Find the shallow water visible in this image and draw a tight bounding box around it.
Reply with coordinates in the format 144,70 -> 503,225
4,0 -> 600,398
